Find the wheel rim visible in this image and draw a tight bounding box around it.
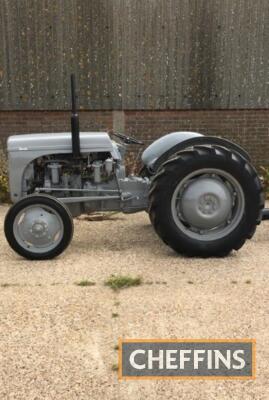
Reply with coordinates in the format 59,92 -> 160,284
13,204 -> 64,254
171,168 -> 245,241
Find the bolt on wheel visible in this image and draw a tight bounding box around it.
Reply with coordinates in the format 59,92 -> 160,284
171,168 -> 245,241
149,145 -> 263,257
4,195 -> 74,260
13,205 -> 64,253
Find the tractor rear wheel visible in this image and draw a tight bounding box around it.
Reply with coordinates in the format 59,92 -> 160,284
4,194 -> 74,260
149,146 -> 264,257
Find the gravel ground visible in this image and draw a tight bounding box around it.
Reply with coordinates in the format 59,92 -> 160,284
0,204 -> 268,399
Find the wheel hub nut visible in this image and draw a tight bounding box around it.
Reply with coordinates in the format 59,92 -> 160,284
198,194 -> 219,215
31,220 -> 48,238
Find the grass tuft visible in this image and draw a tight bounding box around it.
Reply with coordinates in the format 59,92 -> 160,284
260,166 -> 269,198
1,283 -> 19,288
75,280 -> 96,287
111,363 -> 119,371
105,275 -> 142,291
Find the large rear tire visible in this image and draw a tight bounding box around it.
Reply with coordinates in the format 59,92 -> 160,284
149,146 -> 264,257
4,195 -> 74,260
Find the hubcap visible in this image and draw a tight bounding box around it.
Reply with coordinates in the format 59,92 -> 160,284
13,205 -> 64,254
171,168 -> 245,241
31,221 -> 48,237
180,177 -> 233,230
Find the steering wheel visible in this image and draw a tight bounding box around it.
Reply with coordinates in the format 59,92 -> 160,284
111,131 -> 144,145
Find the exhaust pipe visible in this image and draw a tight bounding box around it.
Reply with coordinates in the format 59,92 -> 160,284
70,74 -> 80,157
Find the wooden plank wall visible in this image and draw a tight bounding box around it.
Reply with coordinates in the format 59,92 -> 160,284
0,0 -> 268,110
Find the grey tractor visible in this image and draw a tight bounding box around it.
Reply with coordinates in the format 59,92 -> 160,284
4,76 -> 265,260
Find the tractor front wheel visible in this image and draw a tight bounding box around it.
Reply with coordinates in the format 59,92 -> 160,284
4,195 -> 74,260
149,146 -> 264,257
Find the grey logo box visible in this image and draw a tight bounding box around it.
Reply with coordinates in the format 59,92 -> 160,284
120,340 -> 255,379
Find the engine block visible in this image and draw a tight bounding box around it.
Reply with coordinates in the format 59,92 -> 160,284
20,152 -> 150,217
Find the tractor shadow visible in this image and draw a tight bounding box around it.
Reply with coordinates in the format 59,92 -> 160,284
73,214 -> 251,261
73,218 -> 162,253
77,212 -> 124,222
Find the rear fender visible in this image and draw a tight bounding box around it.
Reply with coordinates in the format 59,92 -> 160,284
141,132 -> 203,169
141,132 -> 251,174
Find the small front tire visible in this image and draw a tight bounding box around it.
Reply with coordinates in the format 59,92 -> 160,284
4,195 -> 74,260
